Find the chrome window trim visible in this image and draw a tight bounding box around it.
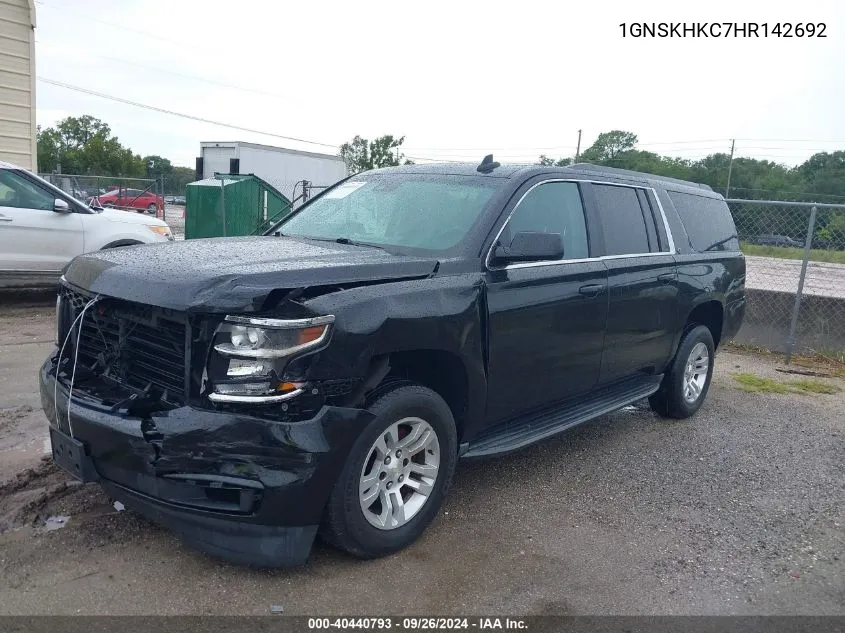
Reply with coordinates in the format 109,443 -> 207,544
646,187 -> 676,254
484,178 -> 677,271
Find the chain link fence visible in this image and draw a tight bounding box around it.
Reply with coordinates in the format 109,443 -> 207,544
43,173 -> 843,359
39,173 -> 165,217
727,198 -> 845,360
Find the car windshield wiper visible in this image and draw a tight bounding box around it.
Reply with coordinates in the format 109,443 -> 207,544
291,235 -> 387,250
703,234 -> 738,252
333,237 -> 385,250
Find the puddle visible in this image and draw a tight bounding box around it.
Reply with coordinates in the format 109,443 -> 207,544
37,515 -> 69,533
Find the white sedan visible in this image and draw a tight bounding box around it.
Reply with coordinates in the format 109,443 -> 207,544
0,162 -> 173,288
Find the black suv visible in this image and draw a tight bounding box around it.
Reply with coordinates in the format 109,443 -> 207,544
40,160 -> 746,566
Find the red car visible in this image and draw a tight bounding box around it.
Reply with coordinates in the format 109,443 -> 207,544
90,188 -> 164,214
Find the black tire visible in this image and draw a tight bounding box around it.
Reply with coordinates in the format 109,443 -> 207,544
649,325 -> 715,419
321,384 -> 457,559
146,204 -> 157,214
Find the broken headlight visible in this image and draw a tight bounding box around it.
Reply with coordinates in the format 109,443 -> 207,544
208,315 -> 334,403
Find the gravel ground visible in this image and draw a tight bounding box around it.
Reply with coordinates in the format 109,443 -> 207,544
0,294 -> 842,615
163,205 -> 185,240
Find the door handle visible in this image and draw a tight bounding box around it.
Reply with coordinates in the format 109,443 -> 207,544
578,283 -> 606,297
658,273 -> 676,284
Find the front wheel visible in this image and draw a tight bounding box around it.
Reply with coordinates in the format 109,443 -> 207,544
146,204 -> 157,214
321,384 -> 457,559
649,325 -> 715,419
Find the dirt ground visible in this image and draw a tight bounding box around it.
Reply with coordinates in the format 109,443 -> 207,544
0,291 -> 843,615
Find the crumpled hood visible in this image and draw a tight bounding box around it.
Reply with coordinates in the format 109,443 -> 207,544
63,236 -> 439,313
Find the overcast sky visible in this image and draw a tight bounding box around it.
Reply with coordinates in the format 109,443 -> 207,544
34,0 -> 845,168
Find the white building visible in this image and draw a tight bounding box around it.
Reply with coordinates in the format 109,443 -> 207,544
199,141 -> 347,202
0,0 -> 36,171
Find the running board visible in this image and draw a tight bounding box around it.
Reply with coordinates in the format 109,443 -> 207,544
462,374 -> 663,458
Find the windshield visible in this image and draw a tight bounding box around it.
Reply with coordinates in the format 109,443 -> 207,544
277,174 -> 501,252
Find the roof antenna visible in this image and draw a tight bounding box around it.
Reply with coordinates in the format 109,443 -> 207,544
477,154 -> 500,173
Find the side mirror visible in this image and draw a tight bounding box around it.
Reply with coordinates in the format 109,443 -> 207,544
53,199 -> 71,213
493,231 -> 564,263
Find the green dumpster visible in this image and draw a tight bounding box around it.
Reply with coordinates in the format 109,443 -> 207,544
184,174 -> 292,239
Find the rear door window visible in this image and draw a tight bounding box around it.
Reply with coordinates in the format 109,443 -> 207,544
592,184 -> 651,256
667,191 -> 739,252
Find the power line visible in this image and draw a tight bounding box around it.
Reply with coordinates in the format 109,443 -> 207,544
36,43 -> 311,107
636,139 -> 731,146
736,137 -> 845,143
405,156 -> 465,163
35,1 -> 198,51
732,146 -> 845,151
38,77 -> 340,150
404,145 -> 577,152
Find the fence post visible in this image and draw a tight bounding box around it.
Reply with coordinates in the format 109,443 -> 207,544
785,205 -> 818,364
219,175 -> 227,238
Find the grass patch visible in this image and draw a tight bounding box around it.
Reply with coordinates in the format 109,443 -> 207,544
733,373 -> 793,393
732,372 -> 841,395
788,379 -> 841,394
740,242 -> 845,264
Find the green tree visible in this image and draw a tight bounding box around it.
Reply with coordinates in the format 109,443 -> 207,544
339,135 -> 412,174
798,151 -> 845,197
580,130 -> 639,163
143,155 -> 173,179
537,154 -> 572,166
36,115 -> 145,177
815,212 -> 845,248
36,125 -> 62,172
602,149 -> 692,180
168,166 -> 197,195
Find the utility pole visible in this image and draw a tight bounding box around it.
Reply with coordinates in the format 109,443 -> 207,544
725,139 -> 735,198
574,129 -> 582,163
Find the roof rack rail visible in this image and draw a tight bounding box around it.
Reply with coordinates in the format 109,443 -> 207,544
568,162 -> 713,191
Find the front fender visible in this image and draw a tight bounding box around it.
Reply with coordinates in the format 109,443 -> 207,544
301,274 -> 488,435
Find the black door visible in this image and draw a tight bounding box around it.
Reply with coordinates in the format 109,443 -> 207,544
485,180 -> 608,424
586,183 -> 679,383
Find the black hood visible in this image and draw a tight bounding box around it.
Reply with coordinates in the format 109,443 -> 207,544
63,236 -> 439,313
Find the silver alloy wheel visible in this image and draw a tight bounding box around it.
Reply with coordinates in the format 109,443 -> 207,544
359,417 -> 441,530
683,342 -> 710,404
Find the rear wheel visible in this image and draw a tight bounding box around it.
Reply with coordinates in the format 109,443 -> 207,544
649,325 -> 715,419
322,384 -> 457,558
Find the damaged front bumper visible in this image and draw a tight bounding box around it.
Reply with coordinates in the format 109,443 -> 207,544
39,354 -> 374,567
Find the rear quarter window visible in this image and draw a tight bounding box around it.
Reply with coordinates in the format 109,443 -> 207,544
667,191 -> 739,252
